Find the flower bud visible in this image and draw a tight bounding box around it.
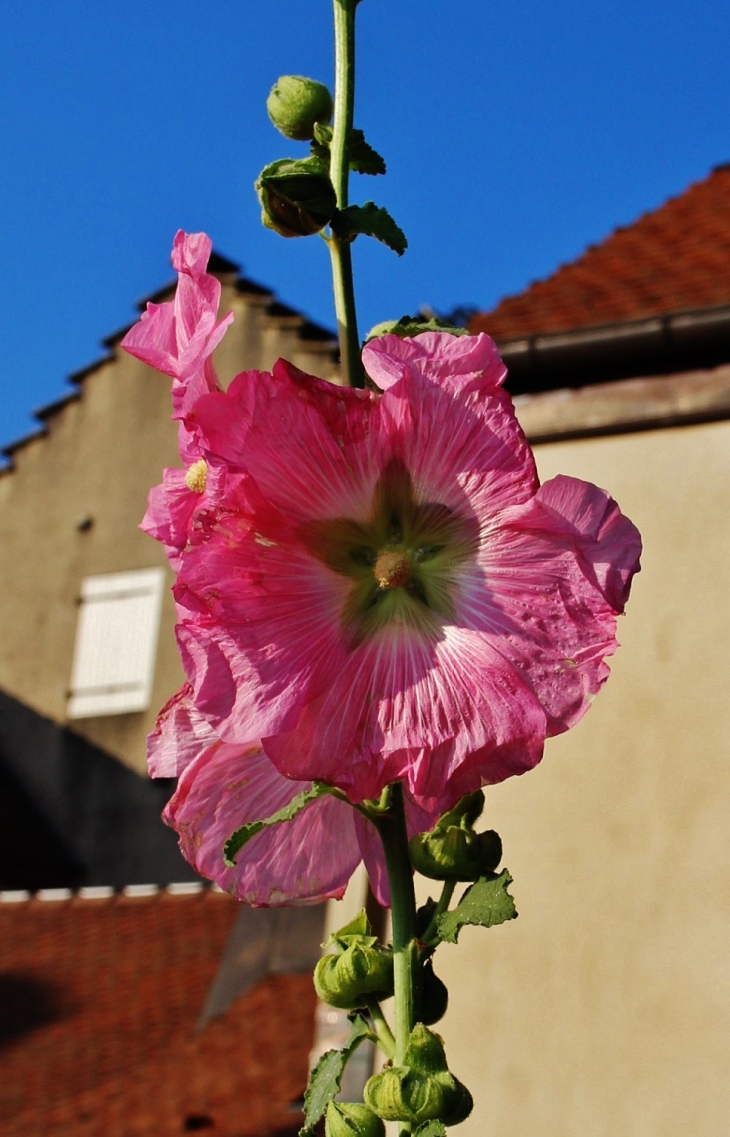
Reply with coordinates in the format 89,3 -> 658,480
314,940 -> 394,1009
325,1101 -> 385,1137
314,910 -> 394,1010
267,75 -> 333,141
409,792 -> 502,882
364,1024 -> 473,1127
256,157 -> 336,238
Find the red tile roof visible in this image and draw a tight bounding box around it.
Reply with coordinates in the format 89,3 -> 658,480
1,889 -> 316,1137
471,165 -> 730,340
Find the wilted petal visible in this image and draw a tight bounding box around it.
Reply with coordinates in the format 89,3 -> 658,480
535,475 -> 642,612
122,231 -> 232,385
152,691 -> 361,905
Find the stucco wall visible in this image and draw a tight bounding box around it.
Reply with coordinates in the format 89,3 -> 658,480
427,419 -> 730,1136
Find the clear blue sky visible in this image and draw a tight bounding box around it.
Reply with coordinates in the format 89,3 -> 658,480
1,0 -> 729,451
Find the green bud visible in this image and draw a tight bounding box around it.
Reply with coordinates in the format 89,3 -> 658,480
409,792 -> 502,882
256,157 -> 336,238
325,1101 -> 385,1137
314,941 -> 394,1009
365,315 -> 471,342
364,1025 -> 473,1127
421,959 -> 449,1026
267,75 -> 333,141
314,910 -> 393,1010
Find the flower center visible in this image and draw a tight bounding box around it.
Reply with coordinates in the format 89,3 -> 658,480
374,550 -> 411,590
185,459 -> 208,494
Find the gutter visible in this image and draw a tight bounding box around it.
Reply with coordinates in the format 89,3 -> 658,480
491,305 -> 730,394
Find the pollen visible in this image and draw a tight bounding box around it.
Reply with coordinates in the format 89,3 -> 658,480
185,459 -> 208,494
374,550 -> 411,590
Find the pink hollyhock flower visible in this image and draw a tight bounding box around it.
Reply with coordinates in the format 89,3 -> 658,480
149,686 -> 434,906
126,231 -> 640,840
122,230 -> 235,567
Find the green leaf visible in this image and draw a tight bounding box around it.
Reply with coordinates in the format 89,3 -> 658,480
332,202 -> 407,255
301,1014 -> 371,1135
413,1122 -> 447,1137
349,129 -> 386,176
223,782 -> 330,866
436,869 -> 517,944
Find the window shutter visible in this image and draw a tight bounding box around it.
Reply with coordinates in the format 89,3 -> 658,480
68,568 -> 166,718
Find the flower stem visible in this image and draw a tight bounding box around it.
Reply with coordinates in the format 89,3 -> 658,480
375,784 -> 419,1070
365,997 -> 396,1059
328,0 -> 365,388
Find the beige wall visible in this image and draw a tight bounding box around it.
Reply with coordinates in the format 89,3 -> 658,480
427,419 -> 730,1136
0,277 -> 337,772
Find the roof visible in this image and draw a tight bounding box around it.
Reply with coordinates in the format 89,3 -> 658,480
1,887 -> 317,1137
471,164 -> 730,340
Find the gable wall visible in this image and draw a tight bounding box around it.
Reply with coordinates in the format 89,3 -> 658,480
0,279 -> 337,775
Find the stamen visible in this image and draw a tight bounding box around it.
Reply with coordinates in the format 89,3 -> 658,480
374,550 -> 411,589
185,459 -> 208,494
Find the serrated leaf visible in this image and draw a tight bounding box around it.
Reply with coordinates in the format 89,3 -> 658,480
349,129 -> 386,176
332,202 -> 407,255
436,869 -> 517,944
223,782 -> 329,866
300,1014 -> 371,1135
413,1122 -> 447,1137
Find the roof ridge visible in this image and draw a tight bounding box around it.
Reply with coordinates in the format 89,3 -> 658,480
1,251 -> 337,471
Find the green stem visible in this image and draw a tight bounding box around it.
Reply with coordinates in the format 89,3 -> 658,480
374,784 -> 419,1067
328,0 -> 365,388
365,997 -> 396,1059
421,879 -> 456,946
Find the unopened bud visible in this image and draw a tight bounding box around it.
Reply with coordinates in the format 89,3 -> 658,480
314,940 -> 394,1009
409,792 -> 502,882
267,75 -> 333,141
325,1101 -> 385,1137
256,157 -> 336,238
314,910 -> 394,1010
364,1024 -> 472,1127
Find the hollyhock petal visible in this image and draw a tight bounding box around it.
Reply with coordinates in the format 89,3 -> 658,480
363,331 -> 507,396
166,740 -> 362,906
460,498 -> 632,734
141,469 -> 202,569
189,359 -> 384,523
263,623 -> 546,807
378,359 -> 538,517
147,683 -> 219,778
535,475 -> 642,611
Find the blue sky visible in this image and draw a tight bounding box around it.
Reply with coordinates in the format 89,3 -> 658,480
1,0 -> 729,450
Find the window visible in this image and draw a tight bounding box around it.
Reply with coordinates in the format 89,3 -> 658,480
67,568 -> 166,719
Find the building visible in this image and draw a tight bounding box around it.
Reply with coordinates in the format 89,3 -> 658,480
2,165 -> 730,1135
430,163 -> 730,1135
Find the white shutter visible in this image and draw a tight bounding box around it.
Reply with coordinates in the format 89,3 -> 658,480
67,568 -> 166,718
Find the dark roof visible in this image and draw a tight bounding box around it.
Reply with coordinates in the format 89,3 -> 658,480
0,687 -> 197,892
1,888 -> 316,1137
472,165 -> 730,341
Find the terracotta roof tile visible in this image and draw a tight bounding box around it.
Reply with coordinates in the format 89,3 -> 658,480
1,890 -> 316,1136
471,165 -> 730,339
